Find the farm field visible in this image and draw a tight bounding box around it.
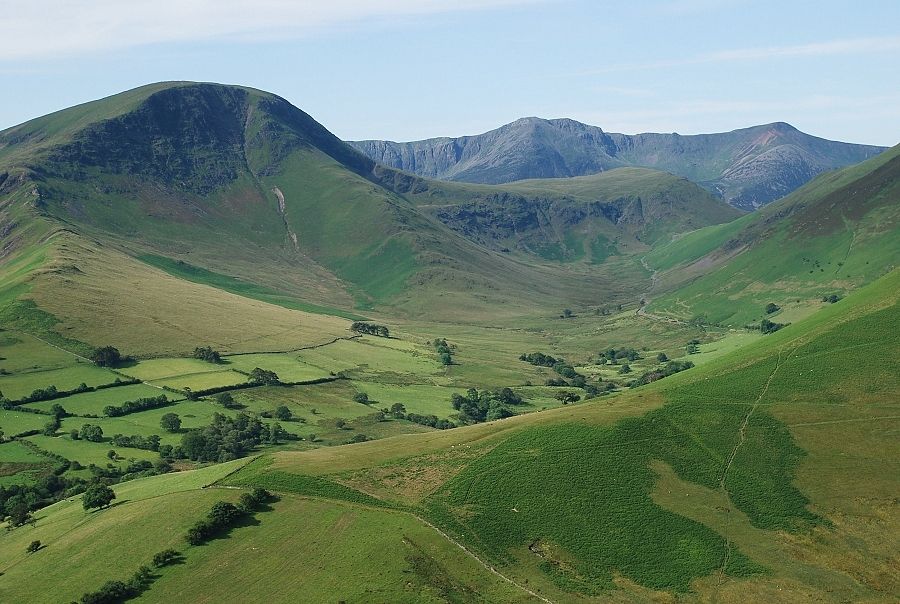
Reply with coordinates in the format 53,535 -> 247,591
22,384 -> 167,416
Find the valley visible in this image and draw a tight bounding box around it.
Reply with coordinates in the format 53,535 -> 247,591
0,82 -> 896,603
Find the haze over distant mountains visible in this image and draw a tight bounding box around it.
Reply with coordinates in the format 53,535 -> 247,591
350,118 -> 887,210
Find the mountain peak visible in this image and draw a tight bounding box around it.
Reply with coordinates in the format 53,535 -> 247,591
350,119 -> 885,209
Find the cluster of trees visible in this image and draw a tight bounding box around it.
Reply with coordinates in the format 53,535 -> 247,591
451,388 -> 524,424
179,413 -> 291,462
185,489 -> 271,546
686,339 -> 701,354
248,367 -> 280,386
822,294 -> 842,304
193,346 -> 223,363
351,322 -> 390,338
1,473 -> 77,528
90,346 -> 131,368
110,433 -> 161,451
434,338 -> 454,365
103,395 -> 169,417
20,385 -> 61,404
758,319 -> 788,334
77,424 -> 104,442
765,302 -> 781,314
519,352 -> 558,367
78,566 -> 154,604
383,403 -> 456,429
1,457 -> 171,530
630,360 -> 695,387
598,347 -> 641,363
521,351 -> 604,394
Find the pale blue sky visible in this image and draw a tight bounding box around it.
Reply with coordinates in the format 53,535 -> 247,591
2,0 -> 898,145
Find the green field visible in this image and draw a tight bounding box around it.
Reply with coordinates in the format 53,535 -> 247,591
23,384 -> 167,416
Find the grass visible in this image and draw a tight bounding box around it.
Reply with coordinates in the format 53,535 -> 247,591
223,353 -> 331,382
23,383 -> 166,416
25,434 -> 160,468
0,364 -> 121,400
139,254 -> 368,320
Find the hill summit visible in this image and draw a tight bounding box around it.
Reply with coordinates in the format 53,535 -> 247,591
350,118 -> 886,210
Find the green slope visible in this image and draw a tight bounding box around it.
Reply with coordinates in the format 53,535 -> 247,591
0,81 -> 746,330
644,144 -> 900,325
226,268 -> 898,601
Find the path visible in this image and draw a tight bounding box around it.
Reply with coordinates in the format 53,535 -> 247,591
636,257 -> 687,325
414,514 -> 554,604
714,348 -> 784,588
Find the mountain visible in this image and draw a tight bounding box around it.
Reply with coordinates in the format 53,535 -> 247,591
0,82 -> 741,345
350,118 -> 887,210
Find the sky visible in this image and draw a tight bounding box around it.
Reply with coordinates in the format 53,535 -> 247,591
1,0 -> 898,146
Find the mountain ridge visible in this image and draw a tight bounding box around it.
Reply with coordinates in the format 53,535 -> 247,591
350,118 -> 887,210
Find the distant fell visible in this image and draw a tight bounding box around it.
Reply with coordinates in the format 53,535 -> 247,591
350,118 -> 887,210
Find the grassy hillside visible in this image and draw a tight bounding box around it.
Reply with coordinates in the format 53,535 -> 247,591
644,144 -> 900,326
4,269 -> 893,602
220,268 -> 899,602
0,81 -> 750,331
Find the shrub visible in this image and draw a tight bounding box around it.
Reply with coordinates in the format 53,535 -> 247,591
152,549 -> 180,567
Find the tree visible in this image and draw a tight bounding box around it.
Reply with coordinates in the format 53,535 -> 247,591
160,413 -> 182,433
248,367 -> 280,385
389,403 -> 406,418
334,418 -> 347,429
562,308 -> 574,318
91,346 -> 122,367
273,405 -> 292,421
193,346 -> 222,363
554,391 -> 581,405
353,392 -> 369,404
26,540 -> 41,553
42,419 -> 59,436
657,352 -> 669,362
765,302 -> 780,314
440,352 -> 452,365
49,403 -> 67,418
107,450 -> 118,460
80,424 -> 104,442
618,364 -> 632,374
215,392 -> 239,408
208,501 -> 242,527
307,433 -> 317,442
83,484 -> 116,511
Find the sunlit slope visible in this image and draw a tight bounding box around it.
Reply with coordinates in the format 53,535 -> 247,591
230,269 -> 899,602
1,82 -> 747,326
644,144 -> 900,325
0,459 -> 537,603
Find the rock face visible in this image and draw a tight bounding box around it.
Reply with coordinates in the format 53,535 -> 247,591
350,119 -> 886,210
